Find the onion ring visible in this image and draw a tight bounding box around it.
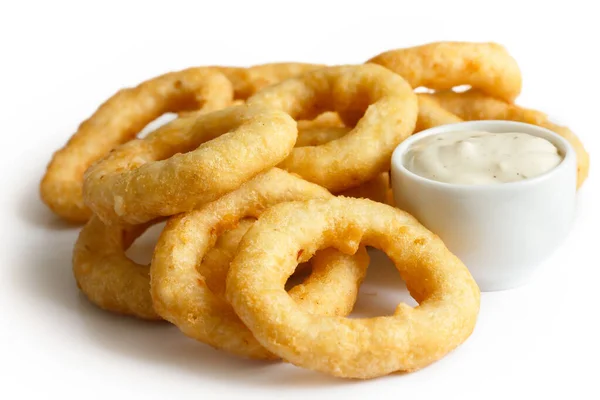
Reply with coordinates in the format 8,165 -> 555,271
83,105 -> 297,225
296,126 -> 350,147
73,216 -> 161,320
197,219 -> 255,301
425,90 -> 590,188
415,94 -> 463,132
297,111 -> 344,131
367,42 -> 522,102
247,64 -> 418,192
295,98 -> 460,147
151,168 -> 369,359
337,172 -> 391,204
73,217 -> 270,320
295,97 -> 461,146
41,68 -> 234,223
216,63 -> 325,100
226,197 -> 480,379
295,112 -> 348,147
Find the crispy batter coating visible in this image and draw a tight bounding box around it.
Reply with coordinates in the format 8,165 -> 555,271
296,126 -> 350,147
415,94 -> 463,132
197,219 -> 255,300
151,168 -> 369,359
426,90 -> 590,188
73,218 -> 274,320
226,197 -> 480,379
367,42 -> 522,102
216,63 -> 325,100
41,68 -> 234,223
84,105 -> 297,225
73,216 -> 161,319
296,112 -> 348,147
248,64 -> 418,192
297,111 -> 344,131
337,172 -> 391,204
295,98 -> 461,147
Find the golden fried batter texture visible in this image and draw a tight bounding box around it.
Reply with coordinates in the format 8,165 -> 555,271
41,63 -> 324,223
368,41 -> 522,101
248,64 -> 419,192
84,105 -> 297,225
151,169 -> 369,359
227,197 -> 480,379
40,41 -> 589,380
41,68 -> 234,223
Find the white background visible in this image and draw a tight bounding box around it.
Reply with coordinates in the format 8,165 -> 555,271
1,1 -> 599,399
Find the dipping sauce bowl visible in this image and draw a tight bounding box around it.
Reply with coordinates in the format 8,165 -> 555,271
391,120 -> 577,291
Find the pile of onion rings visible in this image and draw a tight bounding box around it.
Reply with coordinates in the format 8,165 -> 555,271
39,41 -> 589,380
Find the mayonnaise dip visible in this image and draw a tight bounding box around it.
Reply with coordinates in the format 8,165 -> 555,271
403,130 -> 563,185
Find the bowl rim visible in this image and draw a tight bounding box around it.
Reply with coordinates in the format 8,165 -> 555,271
391,120 -> 576,191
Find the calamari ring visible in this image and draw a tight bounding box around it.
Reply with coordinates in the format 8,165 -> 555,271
425,90 -> 590,188
41,67 -> 234,223
248,64 -> 418,192
337,172 -> 391,204
226,197 -> 480,379
73,218 -> 270,320
367,42 -> 522,102
216,63 -> 325,100
151,168 -> 369,360
84,105 -> 297,225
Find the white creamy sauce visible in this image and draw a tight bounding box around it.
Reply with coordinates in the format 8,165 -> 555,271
404,130 -> 563,185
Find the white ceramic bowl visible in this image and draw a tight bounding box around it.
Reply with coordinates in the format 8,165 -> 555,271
390,121 -> 577,291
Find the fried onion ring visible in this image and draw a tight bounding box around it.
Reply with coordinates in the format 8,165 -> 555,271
73,216 -> 161,320
73,217 -> 274,320
151,168 -> 369,359
248,64 -> 418,192
337,172 -> 391,204
425,90 -> 590,188
197,219 -> 255,301
295,126 -> 350,147
84,105 -> 297,225
295,111 -> 347,146
296,111 -> 344,131
216,63 -> 325,100
226,197 -> 480,379
415,94 -> 463,132
41,68 -> 234,223
367,42 -> 522,102
295,97 -> 461,147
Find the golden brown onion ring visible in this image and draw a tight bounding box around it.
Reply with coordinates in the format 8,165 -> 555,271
73,216 -> 160,320
84,105 -> 296,225
151,168 -> 369,359
415,94 -> 463,132
73,217 -> 276,320
215,62 -> 325,100
337,172 -> 391,204
227,197 -> 480,379
41,68 -> 234,223
367,42 -> 522,102
248,64 -> 418,192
